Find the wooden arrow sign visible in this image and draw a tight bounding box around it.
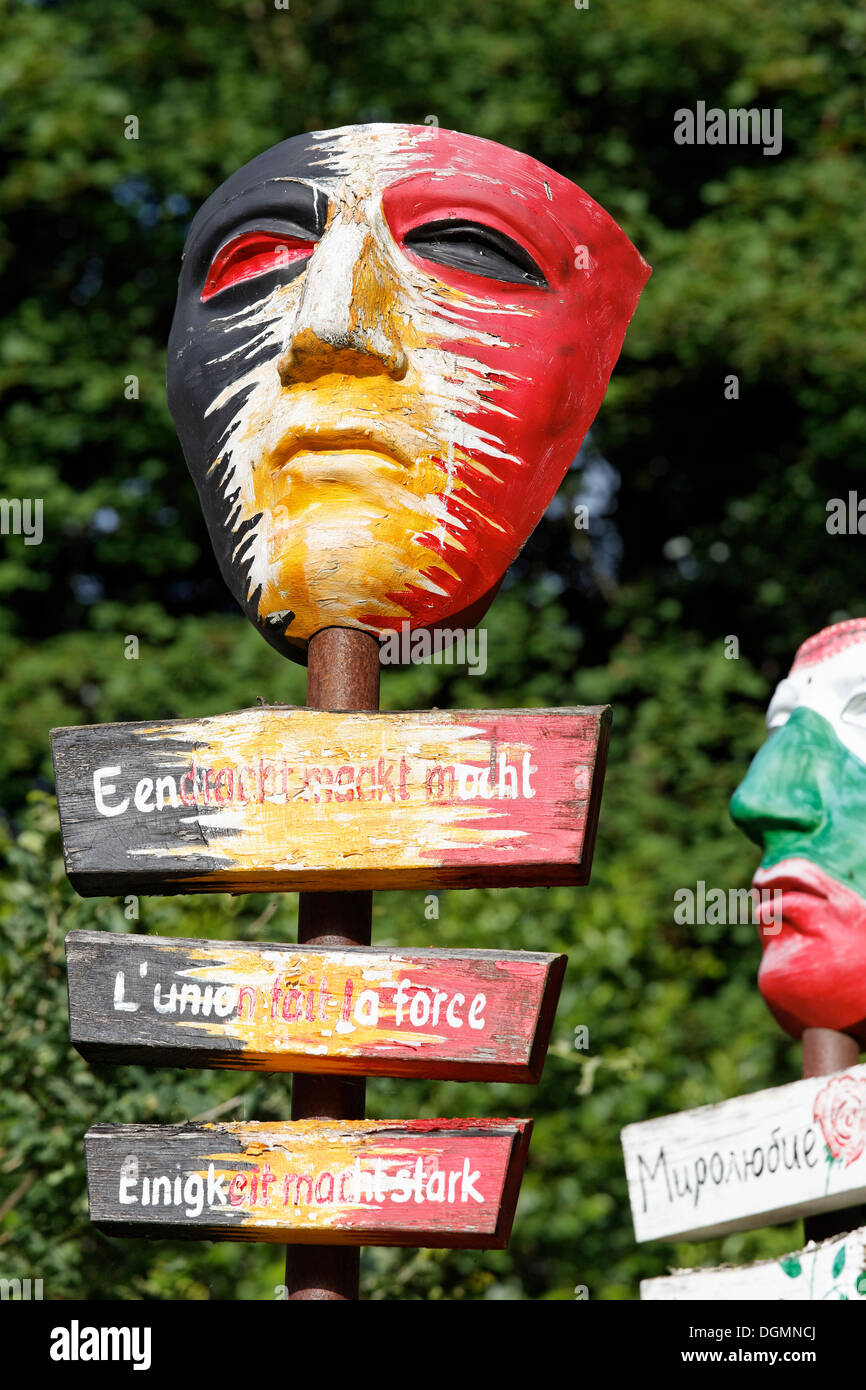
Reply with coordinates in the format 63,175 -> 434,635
50,705 -> 608,895
84,1118 -> 532,1247
622,1064 -> 866,1243
641,1223 -> 866,1301
65,931 -> 565,1082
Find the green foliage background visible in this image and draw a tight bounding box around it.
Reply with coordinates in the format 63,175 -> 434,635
1,0 -> 864,1299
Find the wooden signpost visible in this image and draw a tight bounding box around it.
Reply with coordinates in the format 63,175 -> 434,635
54,629 -> 603,1295
641,1222 -> 866,1301
51,121 -> 652,1300
84,1118 -> 532,1248
50,705 -> 609,896
622,1062 -> 866,1244
66,931 -> 565,1081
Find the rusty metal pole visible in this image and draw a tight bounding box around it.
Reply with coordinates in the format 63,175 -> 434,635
284,627 -> 380,1301
802,1026 -> 862,1244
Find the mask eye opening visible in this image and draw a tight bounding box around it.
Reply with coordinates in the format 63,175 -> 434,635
403,219 -> 549,288
841,691 -> 866,726
201,230 -> 315,303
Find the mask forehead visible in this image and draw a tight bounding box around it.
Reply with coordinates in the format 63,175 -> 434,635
308,122 -> 441,188
767,622 -> 866,761
777,623 -> 866,709
182,122 -> 636,264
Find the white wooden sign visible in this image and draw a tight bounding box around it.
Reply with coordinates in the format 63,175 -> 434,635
622,1064 -> 866,1243
642,1224 -> 866,1301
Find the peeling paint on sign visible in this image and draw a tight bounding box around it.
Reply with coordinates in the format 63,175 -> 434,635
67,932 -> 565,1081
85,1118 -> 532,1247
51,705 -> 609,894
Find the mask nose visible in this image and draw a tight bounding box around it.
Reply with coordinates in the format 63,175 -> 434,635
730,707 -> 827,849
276,215 -> 407,385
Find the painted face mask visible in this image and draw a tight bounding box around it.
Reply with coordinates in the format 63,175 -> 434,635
167,123 -> 650,661
730,620 -> 866,1040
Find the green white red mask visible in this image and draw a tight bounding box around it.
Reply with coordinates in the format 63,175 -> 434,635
731,620 -> 866,1040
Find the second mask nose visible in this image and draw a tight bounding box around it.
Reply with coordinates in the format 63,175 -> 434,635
729,707 -> 830,848
277,215 -> 408,385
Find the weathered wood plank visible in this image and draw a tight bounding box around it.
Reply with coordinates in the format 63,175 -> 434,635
50,705 -> 609,895
642,1224 -> 866,1300
84,1118 -> 532,1247
622,1064 -> 866,1243
66,931 -> 565,1081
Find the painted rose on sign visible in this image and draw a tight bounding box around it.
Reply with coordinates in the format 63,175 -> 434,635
167,123 -> 649,661
813,1075 -> 866,1167
731,620 -> 866,1040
